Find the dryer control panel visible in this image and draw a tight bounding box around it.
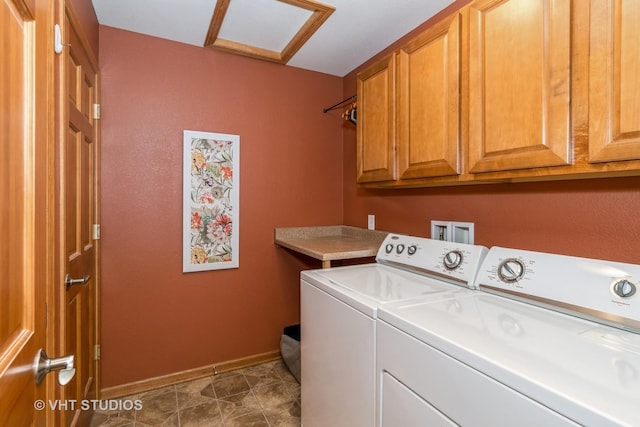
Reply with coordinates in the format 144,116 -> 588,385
475,247 -> 640,333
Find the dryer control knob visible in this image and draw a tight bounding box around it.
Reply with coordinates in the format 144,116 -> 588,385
497,258 -> 525,283
443,250 -> 463,270
407,245 -> 417,256
613,279 -> 637,298
385,244 -> 394,254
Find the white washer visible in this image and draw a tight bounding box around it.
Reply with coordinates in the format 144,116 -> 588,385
377,247 -> 640,427
300,233 -> 488,427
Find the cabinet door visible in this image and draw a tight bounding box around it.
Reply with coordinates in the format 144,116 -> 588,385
589,0 -> 640,163
357,54 -> 396,183
397,13 -> 461,179
467,0 -> 571,173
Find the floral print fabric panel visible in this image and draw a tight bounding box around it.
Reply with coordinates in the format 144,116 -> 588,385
183,131 -> 239,272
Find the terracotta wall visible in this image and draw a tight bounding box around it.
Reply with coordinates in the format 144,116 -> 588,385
341,1 -> 640,263
340,177 -> 640,263
67,0 -> 99,57
99,27 -> 343,388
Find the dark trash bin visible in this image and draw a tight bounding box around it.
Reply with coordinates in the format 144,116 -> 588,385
280,324 -> 300,383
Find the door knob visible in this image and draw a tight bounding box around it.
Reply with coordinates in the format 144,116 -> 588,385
33,349 -> 76,385
65,273 -> 90,290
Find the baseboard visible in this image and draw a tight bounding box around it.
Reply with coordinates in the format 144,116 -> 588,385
100,350 -> 281,400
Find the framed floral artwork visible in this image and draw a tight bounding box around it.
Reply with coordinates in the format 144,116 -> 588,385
183,130 -> 239,272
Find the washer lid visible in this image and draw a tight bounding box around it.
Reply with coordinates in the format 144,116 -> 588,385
302,264 -> 465,317
378,292 -> 640,427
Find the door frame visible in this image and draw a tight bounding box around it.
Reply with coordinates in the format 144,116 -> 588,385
51,1 -> 101,424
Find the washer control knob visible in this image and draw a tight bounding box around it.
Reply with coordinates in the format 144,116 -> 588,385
497,258 -> 526,283
385,244 -> 393,254
613,279 -> 637,298
443,250 -> 463,270
396,244 -> 405,254
407,245 -> 417,256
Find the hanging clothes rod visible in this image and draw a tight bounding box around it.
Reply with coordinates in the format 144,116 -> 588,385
323,95 -> 356,113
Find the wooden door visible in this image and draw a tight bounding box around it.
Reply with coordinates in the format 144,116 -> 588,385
0,0 -> 48,425
397,12 -> 461,179
59,6 -> 100,426
589,0 -> 640,163
467,0 -> 571,173
357,53 -> 397,183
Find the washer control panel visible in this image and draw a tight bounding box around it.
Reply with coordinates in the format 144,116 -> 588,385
612,279 -> 637,298
376,234 -> 488,288
385,242 -> 417,256
497,258 -> 526,283
475,247 -> 640,333
443,250 -> 464,270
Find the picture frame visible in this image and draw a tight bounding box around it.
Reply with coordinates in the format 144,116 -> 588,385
183,130 -> 240,272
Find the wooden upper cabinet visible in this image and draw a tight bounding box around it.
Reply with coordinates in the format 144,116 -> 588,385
589,0 -> 640,163
467,0 -> 572,173
397,12 -> 461,179
357,53 -> 396,183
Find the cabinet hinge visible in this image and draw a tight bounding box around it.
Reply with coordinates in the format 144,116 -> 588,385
93,224 -> 101,240
93,103 -> 101,120
94,344 -> 101,361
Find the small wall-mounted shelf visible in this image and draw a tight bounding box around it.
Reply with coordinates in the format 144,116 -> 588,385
275,225 -> 387,268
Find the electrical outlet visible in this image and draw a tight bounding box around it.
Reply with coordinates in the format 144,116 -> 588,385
368,214 -> 375,230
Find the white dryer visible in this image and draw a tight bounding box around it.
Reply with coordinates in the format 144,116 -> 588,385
377,247 -> 640,427
300,233 -> 488,427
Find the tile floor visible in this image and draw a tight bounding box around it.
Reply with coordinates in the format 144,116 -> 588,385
89,359 -> 301,427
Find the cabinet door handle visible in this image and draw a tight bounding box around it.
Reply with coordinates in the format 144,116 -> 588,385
65,274 -> 90,290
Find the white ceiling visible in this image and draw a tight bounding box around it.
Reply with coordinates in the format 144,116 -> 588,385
92,0 -> 455,77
